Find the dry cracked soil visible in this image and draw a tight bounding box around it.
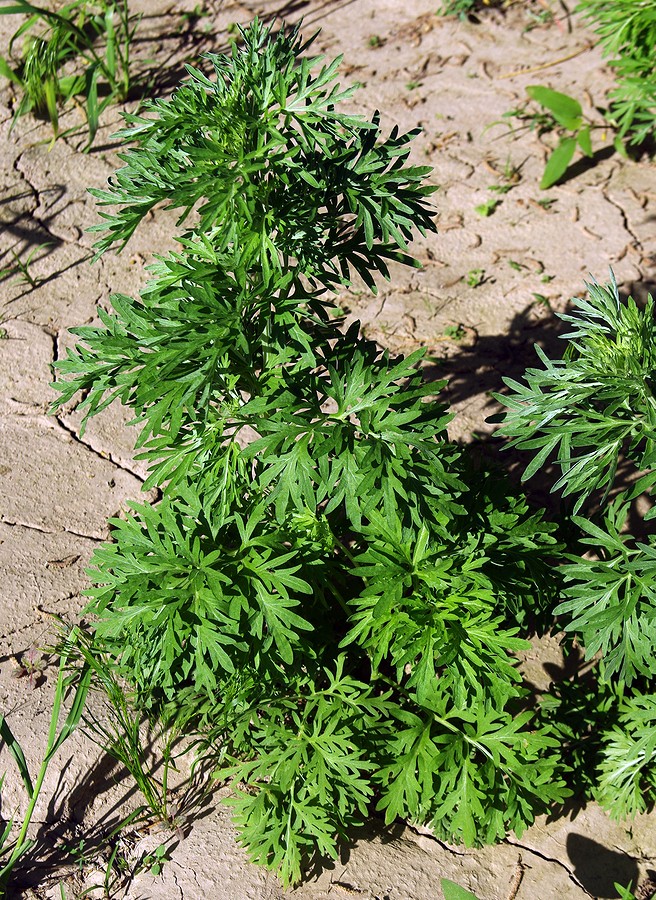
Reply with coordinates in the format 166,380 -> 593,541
1,0 -> 655,898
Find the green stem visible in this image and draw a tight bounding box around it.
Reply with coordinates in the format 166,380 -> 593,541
0,653 -> 75,886
374,672 -> 496,765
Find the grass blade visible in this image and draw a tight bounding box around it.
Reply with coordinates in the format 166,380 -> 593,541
0,716 -> 33,799
85,64 -> 100,148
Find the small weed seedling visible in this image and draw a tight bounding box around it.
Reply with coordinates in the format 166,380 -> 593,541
53,20 -> 568,886
12,645 -> 47,688
442,323 -> 467,341
0,242 -> 51,289
177,4 -> 212,36
502,85 -> 596,189
475,157 -> 521,216
466,267 -> 486,287
474,196 -> 501,217
141,842 -> 168,876
438,0 -> 506,20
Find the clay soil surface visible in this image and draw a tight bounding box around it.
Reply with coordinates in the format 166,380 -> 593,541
1,1 -> 655,898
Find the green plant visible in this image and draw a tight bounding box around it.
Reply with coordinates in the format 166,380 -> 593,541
441,879 -> 481,900
474,158 -> 520,216
523,4 -> 554,31
438,0 -> 477,17
0,242 -> 51,289
442,323 -> 467,341
494,273 -> 656,820
57,800 -> 172,897
0,634 -> 91,891
177,3 -> 211,35
474,197 -> 501,217
141,842 -> 168,876
52,19 -> 568,886
0,0 -> 140,145
466,267 -> 486,287
510,85 -> 596,189
69,631 -> 182,827
576,0 -> 656,148
438,0 -> 506,19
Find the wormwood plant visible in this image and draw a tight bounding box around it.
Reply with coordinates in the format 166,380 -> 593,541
0,0 -> 138,145
495,274 -> 656,821
52,20 -> 568,885
576,0 -> 656,148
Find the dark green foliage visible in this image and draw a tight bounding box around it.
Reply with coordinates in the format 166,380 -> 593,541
53,20 -> 568,885
576,0 -> 656,147
496,276 -> 656,513
496,274 -> 656,822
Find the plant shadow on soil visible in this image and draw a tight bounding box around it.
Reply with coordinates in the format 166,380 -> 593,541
9,746 -> 217,895
306,816 -> 644,900
566,834 -> 647,900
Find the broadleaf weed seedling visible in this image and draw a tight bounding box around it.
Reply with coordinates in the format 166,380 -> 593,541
499,85 -> 597,189
52,19 -> 569,885
496,35 -> 654,190
466,267 -> 486,287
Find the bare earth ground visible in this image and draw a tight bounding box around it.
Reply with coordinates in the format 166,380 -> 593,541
1,0 -> 655,897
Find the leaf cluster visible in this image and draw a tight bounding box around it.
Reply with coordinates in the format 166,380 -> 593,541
576,0 -> 656,147
495,273 -> 656,818
53,20 -> 568,884
526,85 -> 594,189
495,275 -> 656,513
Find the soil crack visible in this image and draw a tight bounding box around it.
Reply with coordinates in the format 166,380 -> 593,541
54,414 -> 146,484
13,150 -> 85,250
404,822 -> 471,856
504,838 -> 594,897
603,188 -> 644,253
0,516 -> 103,543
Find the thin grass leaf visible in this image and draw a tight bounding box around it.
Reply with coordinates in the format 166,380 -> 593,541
0,716 -> 33,799
85,64 -> 100,147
